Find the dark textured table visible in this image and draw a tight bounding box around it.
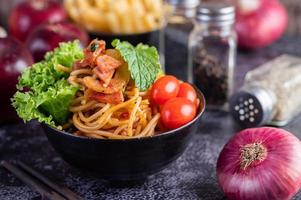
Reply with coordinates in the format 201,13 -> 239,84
1,36 -> 301,200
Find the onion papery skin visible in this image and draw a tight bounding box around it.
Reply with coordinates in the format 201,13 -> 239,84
217,127 -> 301,200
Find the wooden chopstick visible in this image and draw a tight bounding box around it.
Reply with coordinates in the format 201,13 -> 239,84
17,161 -> 84,200
1,161 -> 66,200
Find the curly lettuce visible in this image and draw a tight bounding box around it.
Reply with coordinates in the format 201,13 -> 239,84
12,41 -> 83,126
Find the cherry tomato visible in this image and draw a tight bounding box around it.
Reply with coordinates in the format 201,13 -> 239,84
160,97 -> 197,130
151,75 -> 180,105
177,82 -> 197,106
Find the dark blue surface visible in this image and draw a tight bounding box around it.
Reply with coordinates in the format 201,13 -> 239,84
1,36 -> 301,199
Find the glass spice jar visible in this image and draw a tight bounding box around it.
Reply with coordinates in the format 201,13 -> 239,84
164,0 -> 200,80
188,2 -> 236,110
230,55 -> 301,127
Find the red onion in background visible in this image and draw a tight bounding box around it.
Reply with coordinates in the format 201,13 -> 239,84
8,0 -> 67,41
217,127 -> 301,200
26,22 -> 89,61
235,0 -> 288,49
0,37 -> 33,123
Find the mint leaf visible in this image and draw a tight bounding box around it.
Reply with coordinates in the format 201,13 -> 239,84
112,39 -> 162,91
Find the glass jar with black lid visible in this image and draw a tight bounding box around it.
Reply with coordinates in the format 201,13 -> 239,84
165,0 -> 200,80
188,2 -> 237,111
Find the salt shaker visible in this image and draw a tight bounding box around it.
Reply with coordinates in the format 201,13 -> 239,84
188,2 -> 237,110
165,0 -> 200,80
230,55 -> 301,127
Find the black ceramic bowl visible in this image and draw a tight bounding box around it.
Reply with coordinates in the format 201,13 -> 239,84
42,89 -> 205,181
89,30 -> 161,48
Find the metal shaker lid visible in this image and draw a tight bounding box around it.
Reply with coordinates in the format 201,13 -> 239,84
167,0 -> 200,8
230,86 -> 276,127
196,2 -> 235,25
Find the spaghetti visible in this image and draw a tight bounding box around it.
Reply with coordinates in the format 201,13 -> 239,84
67,39 -> 160,139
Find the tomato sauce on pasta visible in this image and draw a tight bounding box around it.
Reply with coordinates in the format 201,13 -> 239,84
67,39 -> 160,139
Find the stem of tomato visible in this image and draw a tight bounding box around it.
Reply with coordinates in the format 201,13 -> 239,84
240,143 -> 267,170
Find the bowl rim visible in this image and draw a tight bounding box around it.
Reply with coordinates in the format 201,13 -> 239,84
88,28 -> 162,37
43,87 -> 206,142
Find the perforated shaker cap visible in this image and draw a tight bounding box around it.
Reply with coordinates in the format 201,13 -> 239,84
230,86 -> 276,127
196,2 -> 235,25
167,0 -> 200,8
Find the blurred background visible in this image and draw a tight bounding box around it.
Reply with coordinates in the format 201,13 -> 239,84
278,0 -> 301,34
1,0 -> 300,34
0,0 -> 300,124
202,0 -> 301,35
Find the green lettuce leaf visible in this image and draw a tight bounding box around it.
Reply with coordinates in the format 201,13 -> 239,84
44,40 -> 84,68
112,39 -> 162,91
12,41 -> 83,126
37,80 -> 78,123
18,41 -> 83,93
12,91 -> 55,126
12,80 -> 77,125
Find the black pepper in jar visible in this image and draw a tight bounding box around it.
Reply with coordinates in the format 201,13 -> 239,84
188,3 -> 236,111
193,48 -> 228,107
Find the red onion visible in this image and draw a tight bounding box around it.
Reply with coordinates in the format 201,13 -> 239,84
235,0 -> 288,49
8,0 -> 67,41
26,22 -> 89,61
0,37 -> 33,123
217,127 -> 301,200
